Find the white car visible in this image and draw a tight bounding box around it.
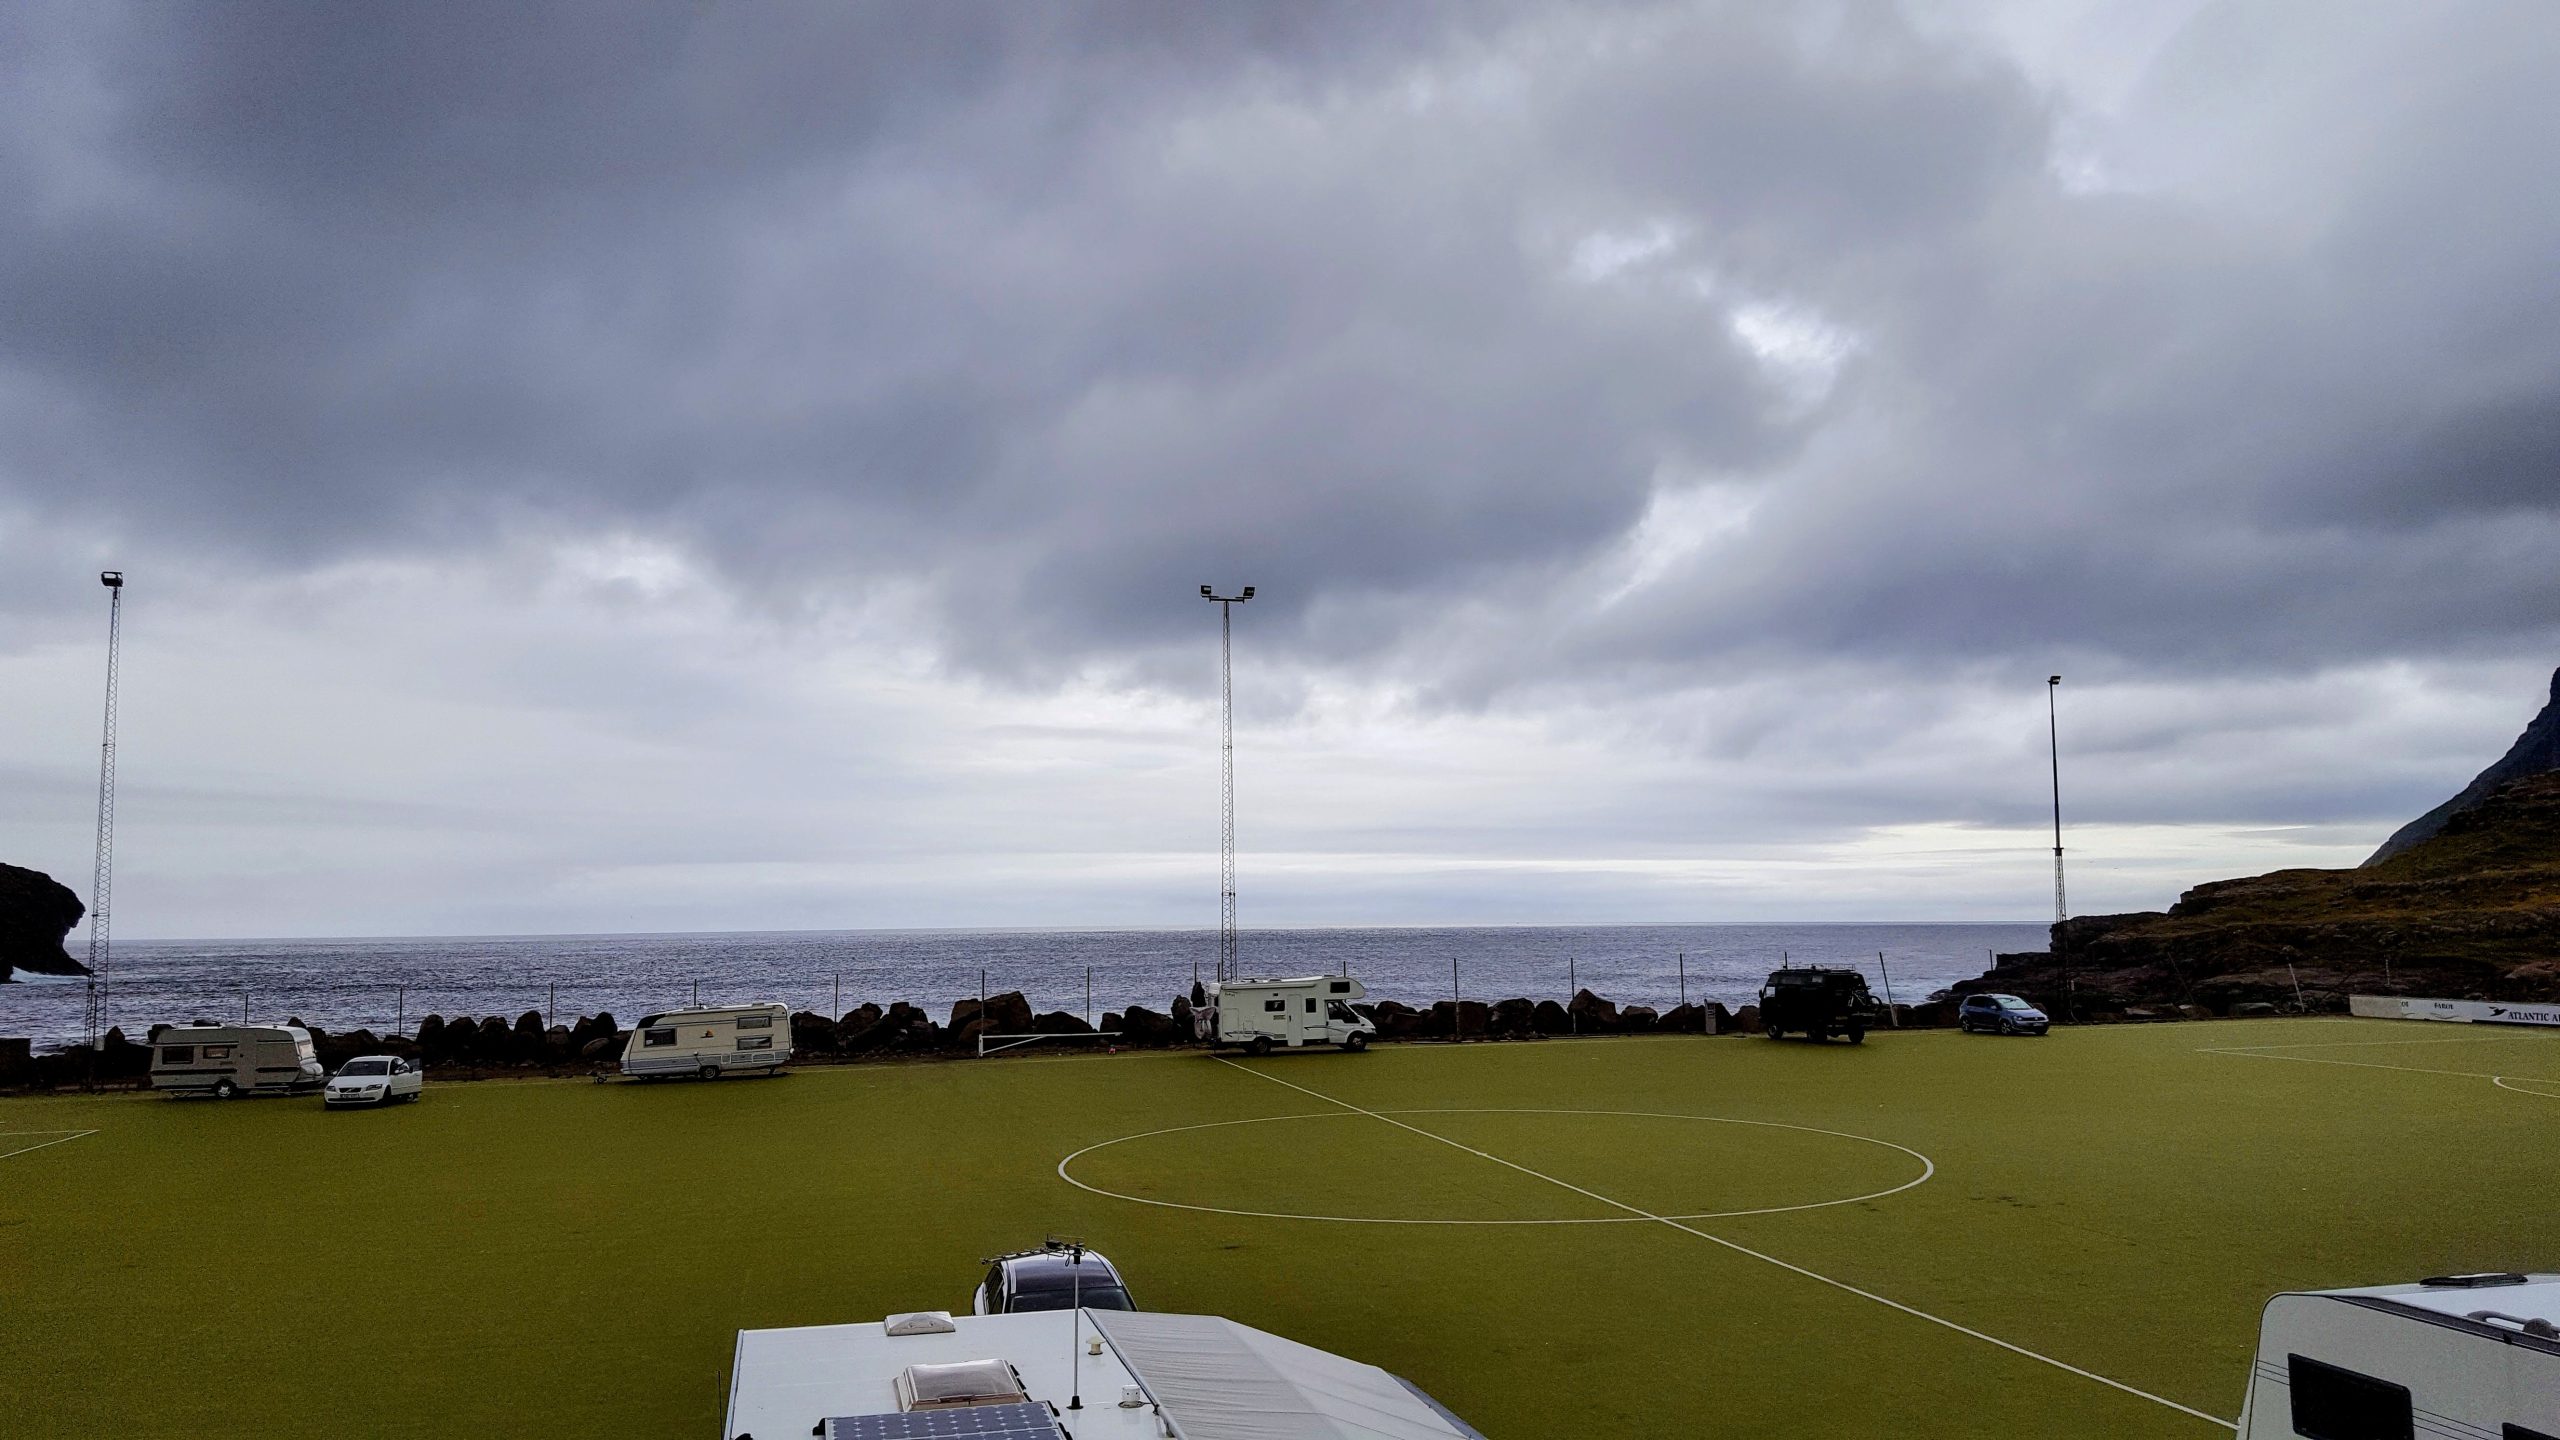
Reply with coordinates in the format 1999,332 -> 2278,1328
324,1055 -> 424,1108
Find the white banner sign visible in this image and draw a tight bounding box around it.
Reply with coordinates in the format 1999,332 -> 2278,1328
2351,995 -> 2560,1026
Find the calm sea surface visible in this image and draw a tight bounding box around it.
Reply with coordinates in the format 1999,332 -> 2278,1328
1,922 -> 2046,1050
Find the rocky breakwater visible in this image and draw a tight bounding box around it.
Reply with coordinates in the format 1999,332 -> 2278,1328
0,863 -> 89,983
1962,770 -> 2560,1017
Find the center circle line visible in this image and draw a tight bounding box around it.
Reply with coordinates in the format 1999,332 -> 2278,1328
1056,1106 -> 1935,1226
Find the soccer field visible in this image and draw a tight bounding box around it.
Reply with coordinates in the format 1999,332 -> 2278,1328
6,1017 -> 2559,1438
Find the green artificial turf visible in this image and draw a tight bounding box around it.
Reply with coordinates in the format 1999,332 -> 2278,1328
7,1017 -> 2560,1438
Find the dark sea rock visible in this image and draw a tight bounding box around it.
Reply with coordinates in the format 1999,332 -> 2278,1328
1567,988 -> 1621,1034
2369,666 -> 2560,864
0,863 -> 88,983
1530,999 -> 1570,1036
1117,1005 -> 1181,1046
790,1011 -> 840,1054
1488,997 -> 1538,1038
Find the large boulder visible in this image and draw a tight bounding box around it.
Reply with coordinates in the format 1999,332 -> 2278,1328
0,1036 -> 32,1087
1370,999 -> 1428,1040
1620,1005 -> 1659,1034
414,1014 -> 451,1064
1118,1005 -> 1182,1046
1487,997 -> 1538,1039
98,1026 -> 152,1079
478,1016 -> 514,1063
1567,989 -> 1622,1034
0,863 -> 88,983
1731,1004 -> 1762,1034
1530,999 -> 1570,1036
1030,1010 -> 1095,1035
790,1011 -> 841,1054
510,1011 -> 548,1064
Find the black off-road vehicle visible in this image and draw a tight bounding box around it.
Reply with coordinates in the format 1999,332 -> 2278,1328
1758,966 -> 1884,1043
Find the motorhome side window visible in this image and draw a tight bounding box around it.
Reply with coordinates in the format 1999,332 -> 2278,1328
2286,1353 -> 2413,1440
1328,1002 -> 1358,1022
1329,982 -> 1350,994
736,1014 -> 773,1029
642,1028 -> 676,1048
736,1035 -> 772,1051
161,1046 -> 193,1064
1264,999 -> 1286,1013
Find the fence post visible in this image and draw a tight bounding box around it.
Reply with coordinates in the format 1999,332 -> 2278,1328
547,982 -> 556,1030
1569,957 -> 1577,1036
1877,951 -> 1897,1024
1085,966 -> 1093,1028
1677,952 -> 1686,1009
241,988 -> 249,1025
834,973 -> 841,1016
1451,956 -> 1461,1041
396,984 -> 405,1039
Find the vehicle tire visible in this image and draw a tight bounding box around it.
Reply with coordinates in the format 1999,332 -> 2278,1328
1343,1033 -> 1369,1053
1248,1036 -> 1273,1057
1848,1026 -> 1866,1044
1764,1025 -> 1783,1040
211,1079 -> 237,1100
698,1064 -> 721,1081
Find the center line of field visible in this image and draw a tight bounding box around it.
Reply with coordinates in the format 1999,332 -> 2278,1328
2196,1048 -> 2538,1085
1212,1058 -> 2236,1431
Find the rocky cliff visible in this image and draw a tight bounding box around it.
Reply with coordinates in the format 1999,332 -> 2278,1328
2367,666 -> 2560,864
1965,770 -> 2560,1014
0,864 -> 89,983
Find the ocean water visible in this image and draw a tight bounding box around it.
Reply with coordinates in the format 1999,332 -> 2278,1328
0,922 -> 2046,1051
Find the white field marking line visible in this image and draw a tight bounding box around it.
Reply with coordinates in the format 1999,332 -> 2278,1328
2494,1075 -> 2560,1098
1056,1107 -> 1934,1226
1213,1060 -> 2235,1432
2209,1035 -> 2537,1051
0,1129 -> 99,1161
2198,1047 -> 2560,1100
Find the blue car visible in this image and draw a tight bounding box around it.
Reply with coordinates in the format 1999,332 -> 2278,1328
1958,993 -> 2050,1036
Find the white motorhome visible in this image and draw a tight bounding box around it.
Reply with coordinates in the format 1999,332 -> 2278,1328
620,1001 -> 792,1080
2238,1272 -> 2560,1439
148,1024 -> 325,1099
724,1303 -> 1485,1439
1195,975 -> 1375,1055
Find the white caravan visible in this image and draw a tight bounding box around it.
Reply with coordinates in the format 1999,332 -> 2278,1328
149,1024 -> 324,1099
1196,976 -> 1375,1055
2238,1271 -> 2560,1439
620,1001 -> 792,1079
724,1303 -> 1485,1439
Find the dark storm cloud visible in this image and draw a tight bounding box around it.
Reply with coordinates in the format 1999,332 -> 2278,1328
4,0 -> 2557,694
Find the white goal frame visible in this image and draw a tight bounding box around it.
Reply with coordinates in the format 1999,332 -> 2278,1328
977,1030 -> 1122,1058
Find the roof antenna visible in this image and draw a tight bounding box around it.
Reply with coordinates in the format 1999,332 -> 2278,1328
1067,1239 -> 1085,1411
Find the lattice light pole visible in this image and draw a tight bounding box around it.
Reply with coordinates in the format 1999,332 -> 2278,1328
1201,584 -> 1254,982
83,571 -> 125,1051
2046,675 -> 2066,925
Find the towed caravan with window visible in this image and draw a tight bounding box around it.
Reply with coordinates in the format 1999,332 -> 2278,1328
2238,1271 -> 2560,1439
619,1001 -> 792,1080
1193,975 -> 1375,1055
149,1024 -> 325,1099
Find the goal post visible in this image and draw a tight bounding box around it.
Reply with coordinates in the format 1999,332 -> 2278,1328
977,1030 -> 1123,1058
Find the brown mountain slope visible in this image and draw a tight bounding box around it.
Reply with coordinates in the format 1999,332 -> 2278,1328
1962,771 -> 2560,1014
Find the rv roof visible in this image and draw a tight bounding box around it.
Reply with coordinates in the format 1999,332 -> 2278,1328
2341,1273 -> 2560,1327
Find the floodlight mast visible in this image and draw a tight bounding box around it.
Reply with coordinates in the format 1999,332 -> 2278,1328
83,571 -> 125,1052
2048,674 -> 2068,1020
1201,584 -> 1254,982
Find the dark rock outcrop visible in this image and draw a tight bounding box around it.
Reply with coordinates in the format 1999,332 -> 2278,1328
2369,666 -> 2560,864
1117,1005 -> 1183,1046
0,863 -> 88,983
1567,988 -> 1620,1034
1960,770 -> 2560,1013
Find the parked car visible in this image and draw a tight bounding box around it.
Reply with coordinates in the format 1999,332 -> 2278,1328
149,1024 -> 325,1098
325,1055 -> 425,1107
1759,966 -> 1884,1043
973,1242 -> 1138,1315
1958,993 -> 2050,1036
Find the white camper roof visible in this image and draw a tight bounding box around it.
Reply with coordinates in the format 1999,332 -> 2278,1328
725,1309 -> 1480,1440
1221,977 -> 1359,990
153,1024 -> 309,1042
2322,1273 -> 2560,1327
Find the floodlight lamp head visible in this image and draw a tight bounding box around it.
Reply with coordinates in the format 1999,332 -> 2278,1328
2048,675 -> 2061,686
1200,585 -> 1213,597
1240,586 -> 1254,599
100,571 -> 123,588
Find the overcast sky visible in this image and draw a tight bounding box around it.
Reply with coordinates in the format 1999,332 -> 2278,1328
3,0 -> 2556,940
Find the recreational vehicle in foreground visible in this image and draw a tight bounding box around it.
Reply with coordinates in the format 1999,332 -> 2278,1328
2239,1271 -> 2560,1438
1194,975 -> 1376,1055
724,1303 -> 1485,1438
148,1024 -> 325,1099
619,1001 -> 792,1080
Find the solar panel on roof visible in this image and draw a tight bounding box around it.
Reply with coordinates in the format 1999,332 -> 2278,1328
822,1401 -> 1064,1440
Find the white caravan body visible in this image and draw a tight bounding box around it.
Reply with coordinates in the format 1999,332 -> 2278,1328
149,1024 -> 324,1098
1198,976 -> 1374,1051
2238,1272 -> 2560,1439
620,1001 -> 792,1078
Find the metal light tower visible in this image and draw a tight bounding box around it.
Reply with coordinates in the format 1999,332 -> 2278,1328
1201,584 -> 1254,982
83,571 -> 126,1051
2046,675 -> 2066,925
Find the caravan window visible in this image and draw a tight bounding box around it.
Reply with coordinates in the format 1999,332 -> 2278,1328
202,1044 -> 234,1060
1264,999 -> 1286,1013
642,1028 -> 676,1048
2286,1353 -> 2413,1440
736,1035 -> 772,1051
736,1013 -> 773,1030
160,1046 -> 194,1065
1330,982 -> 1350,994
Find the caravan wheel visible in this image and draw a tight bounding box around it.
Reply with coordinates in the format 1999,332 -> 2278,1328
697,1064 -> 721,1081
211,1079 -> 238,1100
